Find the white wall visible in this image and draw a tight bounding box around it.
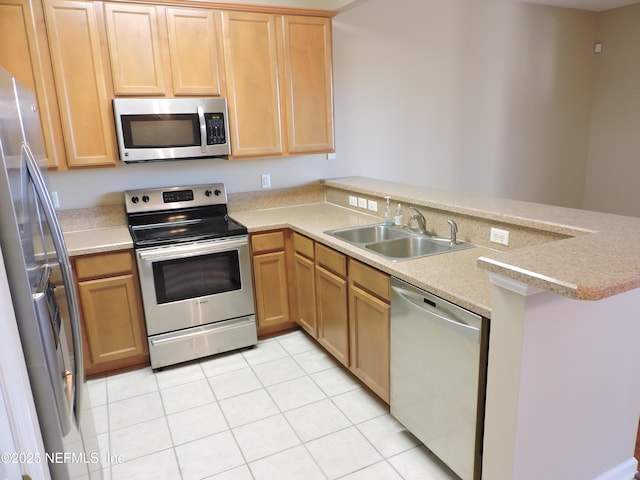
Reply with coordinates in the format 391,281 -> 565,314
331,0 -> 597,208
583,3 -> 640,217
48,154 -> 335,209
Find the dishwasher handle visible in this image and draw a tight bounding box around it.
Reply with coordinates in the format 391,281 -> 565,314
392,285 -> 481,344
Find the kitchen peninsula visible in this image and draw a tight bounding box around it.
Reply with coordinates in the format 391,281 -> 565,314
60,176 -> 640,480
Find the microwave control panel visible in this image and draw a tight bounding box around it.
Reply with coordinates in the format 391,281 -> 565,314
206,114 -> 227,145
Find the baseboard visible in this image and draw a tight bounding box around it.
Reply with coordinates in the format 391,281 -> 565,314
593,458 -> 638,480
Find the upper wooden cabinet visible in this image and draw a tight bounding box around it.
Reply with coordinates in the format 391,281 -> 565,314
44,0 -> 118,168
103,2 -> 223,96
221,11 -> 335,159
221,11 -> 284,158
0,0 -> 66,169
104,3 -> 166,95
166,7 -> 222,96
282,15 -> 334,154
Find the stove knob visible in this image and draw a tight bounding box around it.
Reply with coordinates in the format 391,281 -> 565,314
214,189 -> 222,196
142,195 -> 150,203
205,190 -> 212,197
131,196 -> 139,204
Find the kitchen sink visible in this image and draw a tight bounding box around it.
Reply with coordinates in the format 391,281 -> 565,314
324,223 -> 474,261
366,235 -> 472,260
327,224 -> 413,244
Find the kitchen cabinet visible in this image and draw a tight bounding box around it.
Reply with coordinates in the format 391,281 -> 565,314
348,259 -> 390,403
221,10 -> 284,158
289,232 -> 391,401
103,3 -> 223,96
165,7 -> 223,96
73,250 -> 148,377
221,11 -> 334,158
250,230 -> 297,336
292,232 -> 317,337
0,0 -> 66,169
44,0 -> 118,168
315,243 -> 349,366
103,3 -> 165,95
282,15 -> 334,154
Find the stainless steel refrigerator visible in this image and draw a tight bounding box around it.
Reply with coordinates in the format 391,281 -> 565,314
0,67 -> 101,479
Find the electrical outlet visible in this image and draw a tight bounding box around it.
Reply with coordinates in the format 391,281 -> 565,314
326,152 -> 337,160
367,200 -> 378,212
261,173 -> 271,189
51,191 -> 60,209
490,227 -> 510,246
357,197 -> 367,209
348,196 -> 358,207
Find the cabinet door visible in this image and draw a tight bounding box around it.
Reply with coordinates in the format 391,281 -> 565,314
44,0 -> 117,167
293,252 -> 317,337
252,251 -> 290,333
104,3 -> 166,95
282,15 -> 334,154
0,0 -> 66,169
316,265 -> 348,366
349,285 -> 390,403
166,7 -> 222,96
78,273 -> 147,368
221,11 -> 283,158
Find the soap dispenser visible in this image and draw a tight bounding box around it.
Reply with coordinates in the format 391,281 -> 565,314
394,203 -> 403,226
384,196 -> 393,226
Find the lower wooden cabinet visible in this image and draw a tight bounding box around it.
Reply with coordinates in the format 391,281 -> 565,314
250,230 -> 297,336
292,232 -> 317,337
291,232 -> 391,402
348,259 -> 390,403
315,244 -> 349,367
73,250 -> 148,377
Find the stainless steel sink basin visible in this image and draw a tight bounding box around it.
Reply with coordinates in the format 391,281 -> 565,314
324,223 -> 474,261
366,235 -> 472,260
327,224 -> 412,244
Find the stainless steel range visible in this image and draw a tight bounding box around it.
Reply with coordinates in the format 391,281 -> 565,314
125,183 -> 256,369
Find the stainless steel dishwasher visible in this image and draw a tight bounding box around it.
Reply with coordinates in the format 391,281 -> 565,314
390,277 -> 488,480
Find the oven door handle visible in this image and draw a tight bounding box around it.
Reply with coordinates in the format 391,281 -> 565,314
138,237 -> 248,263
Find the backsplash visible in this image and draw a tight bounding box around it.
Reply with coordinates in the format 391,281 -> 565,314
325,186 -> 571,251
57,205 -> 127,232
228,182 -> 325,212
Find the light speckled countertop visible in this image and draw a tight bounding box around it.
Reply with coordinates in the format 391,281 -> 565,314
59,176 -> 640,316
325,177 -> 640,301
231,203 -> 494,318
63,227 -> 132,256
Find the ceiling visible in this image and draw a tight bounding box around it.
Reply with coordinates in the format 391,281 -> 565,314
507,0 -> 638,12
333,0 -> 639,12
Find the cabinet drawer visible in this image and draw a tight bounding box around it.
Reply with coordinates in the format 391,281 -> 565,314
292,232 -> 314,259
316,243 -> 346,278
251,231 -> 286,253
349,259 -> 390,302
75,251 -> 134,280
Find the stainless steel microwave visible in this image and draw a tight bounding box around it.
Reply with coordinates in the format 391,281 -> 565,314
113,97 -> 231,163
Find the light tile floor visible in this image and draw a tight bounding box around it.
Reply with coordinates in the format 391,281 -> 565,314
87,329 -> 459,480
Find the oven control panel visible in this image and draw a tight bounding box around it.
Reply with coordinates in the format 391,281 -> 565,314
125,183 -> 227,213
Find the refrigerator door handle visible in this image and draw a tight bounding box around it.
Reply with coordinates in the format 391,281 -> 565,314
23,144 -> 84,423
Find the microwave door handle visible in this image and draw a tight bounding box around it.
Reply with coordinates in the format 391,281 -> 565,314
197,106 -> 206,153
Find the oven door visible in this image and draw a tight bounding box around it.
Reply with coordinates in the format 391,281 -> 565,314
136,235 -> 254,336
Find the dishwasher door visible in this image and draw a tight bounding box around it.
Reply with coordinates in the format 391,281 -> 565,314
390,277 -> 486,480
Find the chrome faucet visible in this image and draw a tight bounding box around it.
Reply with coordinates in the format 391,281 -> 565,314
447,219 -> 458,245
409,207 -> 427,234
